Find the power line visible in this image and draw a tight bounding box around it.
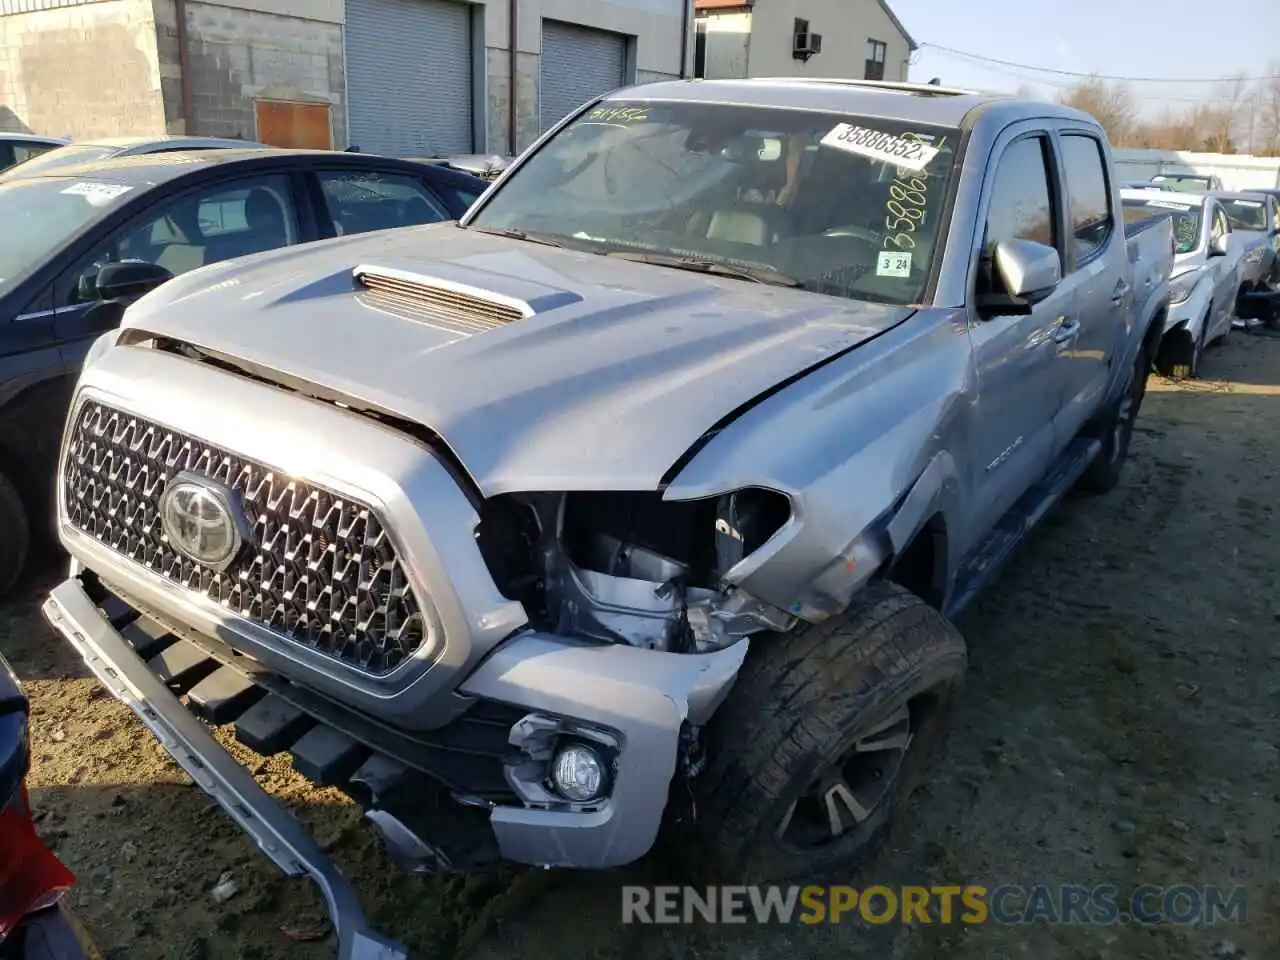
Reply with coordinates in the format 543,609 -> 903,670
918,42 -> 1280,84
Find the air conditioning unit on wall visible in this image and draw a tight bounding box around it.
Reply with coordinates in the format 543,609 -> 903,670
792,18 -> 822,62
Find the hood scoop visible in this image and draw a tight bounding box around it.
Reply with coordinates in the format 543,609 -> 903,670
353,264 -> 535,335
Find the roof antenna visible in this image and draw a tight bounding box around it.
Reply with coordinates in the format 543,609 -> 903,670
928,77 -> 941,86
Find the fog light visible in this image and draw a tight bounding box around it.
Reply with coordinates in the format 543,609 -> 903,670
551,742 -> 606,802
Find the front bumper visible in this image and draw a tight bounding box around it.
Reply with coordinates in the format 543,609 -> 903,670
42,574 -> 748,949
42,579 -> 408,960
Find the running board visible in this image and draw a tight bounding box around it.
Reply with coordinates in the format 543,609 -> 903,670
944,437 -> 1102,621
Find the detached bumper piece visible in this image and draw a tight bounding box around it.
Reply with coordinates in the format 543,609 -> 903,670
42,577 -> 521,959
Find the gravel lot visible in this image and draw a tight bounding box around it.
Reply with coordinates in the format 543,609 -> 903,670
3,330 -> 1278,960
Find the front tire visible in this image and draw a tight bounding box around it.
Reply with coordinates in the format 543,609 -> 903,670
1167,319 -> 1205,379
681,582 -> 967,883
1080,335 -> 1151,494
0,470 -> 30,600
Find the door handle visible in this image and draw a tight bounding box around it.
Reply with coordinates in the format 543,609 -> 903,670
1052,317 -> 1080,344
1111,280 -> 1131,303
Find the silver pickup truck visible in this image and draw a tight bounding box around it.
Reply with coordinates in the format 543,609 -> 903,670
42,79 -> 1173,957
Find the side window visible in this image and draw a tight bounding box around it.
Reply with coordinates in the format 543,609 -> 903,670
59,174 -> 299,306
1058,134 -> 1113,264
14,143 -> 57,164
437,182 -> 483,212
980,136 -> 1056,297
1213,206 -> 1230,240
316,170 -> 449,237
0,143 -> 15,169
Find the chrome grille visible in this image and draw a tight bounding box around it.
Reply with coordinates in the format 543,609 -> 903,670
62,400 -> 428,675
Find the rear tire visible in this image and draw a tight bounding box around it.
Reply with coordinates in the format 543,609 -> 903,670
0,470 -> 30,600
1080,335 -> 1151,494
679,582 -> 967,884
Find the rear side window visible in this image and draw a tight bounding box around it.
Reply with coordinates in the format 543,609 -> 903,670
1059,134 -> 1113,264
316,170 -> 449,237
14,142 -> 58,164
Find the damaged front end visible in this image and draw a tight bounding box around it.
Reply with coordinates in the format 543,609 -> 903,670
476,488 -> 798,655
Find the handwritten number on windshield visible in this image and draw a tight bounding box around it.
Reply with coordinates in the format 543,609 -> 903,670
883,133 -> 945,252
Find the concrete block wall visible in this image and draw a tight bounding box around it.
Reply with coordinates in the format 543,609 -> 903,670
0,0 -> 167,137
179,1 -> 344,145
478,0 -> 689,156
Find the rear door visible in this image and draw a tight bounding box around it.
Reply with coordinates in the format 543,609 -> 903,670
966,124 -> 1066,542
1048,126 -> 1130,447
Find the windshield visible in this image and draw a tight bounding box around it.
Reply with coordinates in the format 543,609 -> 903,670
468,100 -> 961,305
1221,198 -> 1268,232
1150,175 -> 1211,194
0,177 -> 133,296
1122,199 -> 1202,254
0,144 -> 117,180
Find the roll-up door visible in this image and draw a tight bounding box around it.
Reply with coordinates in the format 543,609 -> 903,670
539,20 -> 627,133
345,0 -> 473,156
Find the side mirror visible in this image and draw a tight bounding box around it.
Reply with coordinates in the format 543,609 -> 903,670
994,238 -> 1061,298
1209,233 -> 1230,257
95,260 -> 173,301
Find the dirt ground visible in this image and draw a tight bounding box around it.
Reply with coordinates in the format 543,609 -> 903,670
3,330 -> 1278,960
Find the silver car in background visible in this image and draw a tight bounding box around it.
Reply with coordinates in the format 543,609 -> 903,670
1212,190 -> 1278,291
1121,189 -> 1241,378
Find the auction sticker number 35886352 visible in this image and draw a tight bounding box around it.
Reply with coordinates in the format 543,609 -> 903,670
820,123 -> 941,173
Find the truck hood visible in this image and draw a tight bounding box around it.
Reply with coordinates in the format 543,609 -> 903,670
122,223 -> 910,495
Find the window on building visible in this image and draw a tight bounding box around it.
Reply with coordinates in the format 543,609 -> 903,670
865,39 -> 887,81
694,19 -> 708,79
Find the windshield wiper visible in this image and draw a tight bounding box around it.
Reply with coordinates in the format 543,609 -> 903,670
605,250 -> 803,288
465,225 -> 564,247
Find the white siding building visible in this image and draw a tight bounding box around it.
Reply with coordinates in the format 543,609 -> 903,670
694,0 -> 914,85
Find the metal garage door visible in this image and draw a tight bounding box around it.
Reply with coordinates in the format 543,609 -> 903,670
345,0 -> 473,157
539,20 -> 627,133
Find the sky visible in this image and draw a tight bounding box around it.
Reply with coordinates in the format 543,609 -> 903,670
899,0 -> 1280,117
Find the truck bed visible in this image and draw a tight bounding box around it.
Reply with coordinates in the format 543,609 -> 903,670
1124,212 -> 1175,322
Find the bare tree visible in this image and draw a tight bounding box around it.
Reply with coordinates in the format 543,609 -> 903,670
1255,63 -> 1280,156
1057,77 -> 1138,145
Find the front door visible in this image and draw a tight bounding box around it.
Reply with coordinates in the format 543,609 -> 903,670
965,129 -> 1064,548
1207,203 -> 1238,337
53,172 -> 304,368
1049,129 -> 1130,446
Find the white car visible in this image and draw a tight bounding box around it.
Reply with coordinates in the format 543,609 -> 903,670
1122,188 -> 1241,378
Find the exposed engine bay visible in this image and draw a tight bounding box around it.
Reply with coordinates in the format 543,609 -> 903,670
476,489 -> 797,652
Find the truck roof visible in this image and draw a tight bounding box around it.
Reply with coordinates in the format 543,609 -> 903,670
608,78 -> 1100,130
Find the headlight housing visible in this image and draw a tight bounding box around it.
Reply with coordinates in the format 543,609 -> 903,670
1169,274 -> 1198,305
